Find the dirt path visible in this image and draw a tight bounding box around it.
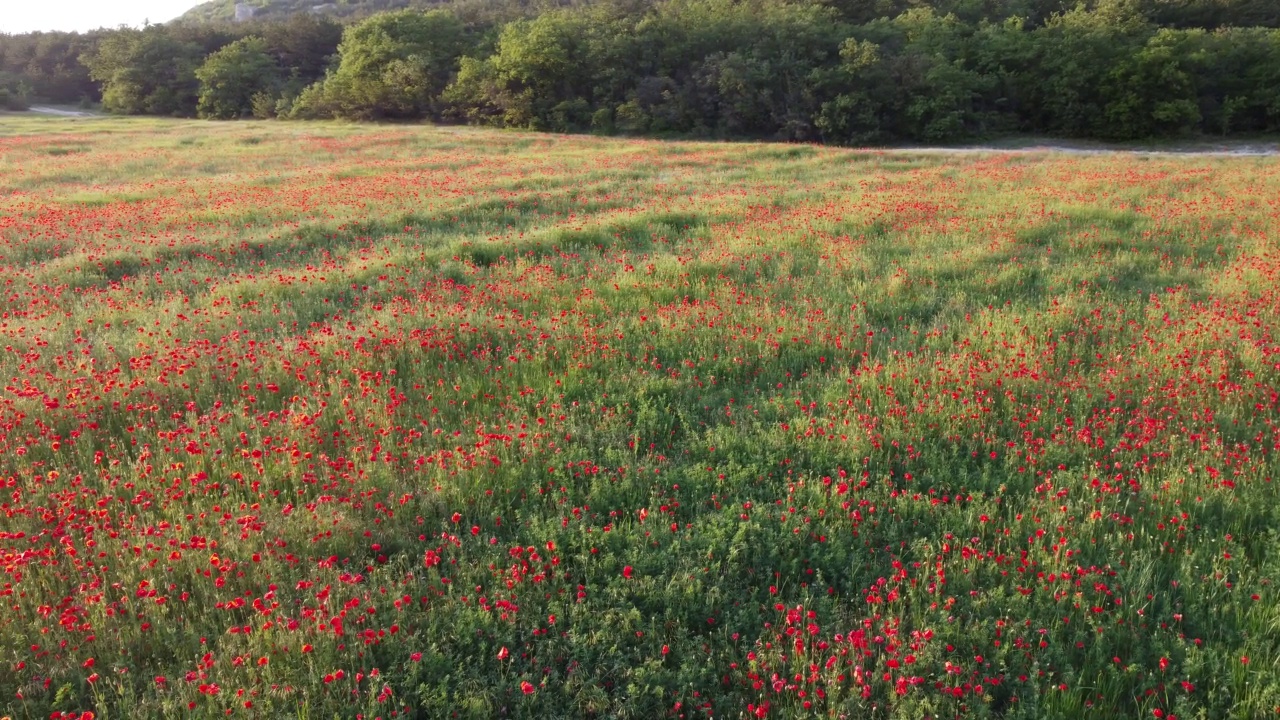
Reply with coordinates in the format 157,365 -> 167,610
26,106 -> 100,117
11,110 -> 1280,156
877,142 -> 1280,157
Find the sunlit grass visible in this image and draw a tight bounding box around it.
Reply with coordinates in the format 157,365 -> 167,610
1,116 -> 1279,719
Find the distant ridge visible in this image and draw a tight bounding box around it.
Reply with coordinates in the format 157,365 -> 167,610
176,0 -> 438,24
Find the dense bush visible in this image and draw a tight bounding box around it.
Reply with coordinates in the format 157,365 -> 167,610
195,37 -> 281,119
289,10 -> 470,120
0,71 -> 31,110
79,27 -> 204,116
0,88 -> 26,111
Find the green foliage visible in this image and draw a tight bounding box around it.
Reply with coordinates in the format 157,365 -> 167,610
0,88 -> 27,111
179,0 -> 439,24
446,9 -> 607,130
0,30 -> 101,104
167,0 -> 1280,28
291,9 -> 469,119
196,36 -> 282,119
80,27 -> 205,116
0,71 -> 32,110
254,13 -> 345,82
1194,27 -> 1280,134
6,0 -> 1280,139
818,10 -> 1006,143
439,0 -> 1280,142
1101,28 -> 1204,139
447,0 -> 847,138
1016,5 -> 1150,137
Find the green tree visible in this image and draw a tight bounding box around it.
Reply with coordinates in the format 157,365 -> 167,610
0,70 -> 32,110
257,14 -> 343,82
815,38 -> 893,143
21,0 -> 1278,140
81,26 -> 205,116
1191,27 -> 1280,134
1101,27 -> 1203,139
819,9 -> 1002,142
196,36 -> 281,119
1019,2 -> 1151,137
0,31 -> 102,104
447,10 -> 603,130
292,9 -> 468,120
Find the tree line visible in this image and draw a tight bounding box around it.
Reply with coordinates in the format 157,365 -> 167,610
3,0 -> 1280,142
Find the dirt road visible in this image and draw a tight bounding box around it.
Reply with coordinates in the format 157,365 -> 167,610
26,106 -> 100,117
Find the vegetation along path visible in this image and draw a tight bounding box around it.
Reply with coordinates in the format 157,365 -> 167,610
2,117 -> 1279,719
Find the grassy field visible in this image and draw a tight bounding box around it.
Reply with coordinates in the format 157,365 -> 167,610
2,116 -> 1280,719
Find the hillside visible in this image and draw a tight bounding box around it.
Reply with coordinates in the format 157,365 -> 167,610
176,0 -> 435,23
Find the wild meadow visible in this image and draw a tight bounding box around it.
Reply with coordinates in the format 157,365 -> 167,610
1,116 -> 1279,719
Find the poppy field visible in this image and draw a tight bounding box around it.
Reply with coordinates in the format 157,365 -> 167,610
2,117 -> 1280,719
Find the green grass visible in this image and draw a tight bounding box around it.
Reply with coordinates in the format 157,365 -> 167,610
0,116 -> 1278,719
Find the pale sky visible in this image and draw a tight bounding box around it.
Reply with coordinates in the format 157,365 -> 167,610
1,0 -> 198,34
